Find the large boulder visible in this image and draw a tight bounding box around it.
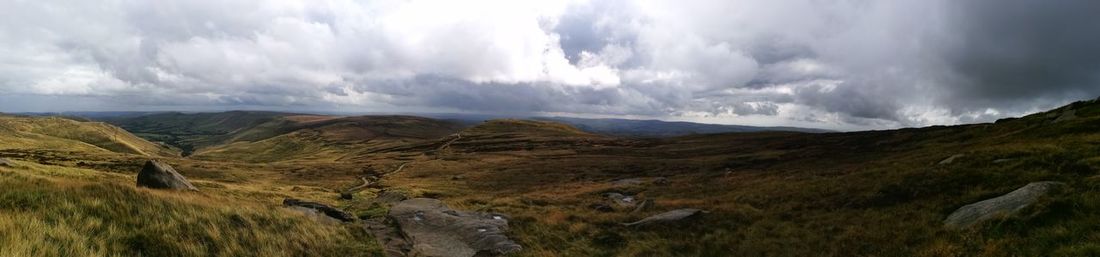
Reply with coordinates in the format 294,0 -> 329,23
136,160 -> 197,191
944,181 -> 1065,229
388,198 -> 521,257
624,208 -> 706,227
283,198 -> 356,222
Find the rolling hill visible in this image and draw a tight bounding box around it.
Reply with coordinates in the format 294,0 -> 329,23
0,97 -> 1098,256
0,115 -> 178,157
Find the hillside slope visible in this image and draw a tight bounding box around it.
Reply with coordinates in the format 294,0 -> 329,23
0,115 -> 178,157
190,115 -> 464,162
101,111 -> 293,155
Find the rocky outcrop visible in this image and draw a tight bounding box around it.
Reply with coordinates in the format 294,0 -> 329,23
943,181 -> 1065,229
136,160 -> 197,191
388,198 -> 521,257
283,198 -> 356,222
624,208 -> 706,227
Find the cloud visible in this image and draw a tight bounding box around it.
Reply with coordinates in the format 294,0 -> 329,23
0,0 -> 1096,130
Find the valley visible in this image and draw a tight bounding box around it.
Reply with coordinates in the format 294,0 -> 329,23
0,97 -> 1098,256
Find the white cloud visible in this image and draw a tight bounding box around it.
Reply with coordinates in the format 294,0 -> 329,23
0,0 -> 1096,130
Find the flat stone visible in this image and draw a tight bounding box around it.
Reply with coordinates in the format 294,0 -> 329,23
389,198 -> 521,257
944,181 -> 1065,229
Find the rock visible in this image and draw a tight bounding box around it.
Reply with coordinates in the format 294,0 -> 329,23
451,175 -> 466,180
364,220 -> 412,257
611,178 -> 644,187
943,181 -> 1065,229
652,177 -> 670,186
0,158 -> 11,167
136,160 -> 197,191
605,193 -> 637,208
624,208 -> 706,227
631,199 -> 653,214
283,198 -> 356,222
389,198 -> 522,257
589,203 -> 614,213
1054,109 -> 1077,123
938,154 -> 965,165
340,192 -> 354,200
993,158 -> 1014,164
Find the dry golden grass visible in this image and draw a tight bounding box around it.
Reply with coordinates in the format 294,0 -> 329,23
0,160 -> 379,257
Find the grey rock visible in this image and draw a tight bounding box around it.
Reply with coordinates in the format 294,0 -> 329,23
605,193 -> 637,208
136,160 -> 197,191
283,198 -> 356,222
938,154 -> 965,165
0,158 -> 11,167
624,208 -> 706,227
389,198 -> 521,257
944,181 -> 1065,229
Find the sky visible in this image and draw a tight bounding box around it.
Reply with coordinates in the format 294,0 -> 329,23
1,0 -> 1098,131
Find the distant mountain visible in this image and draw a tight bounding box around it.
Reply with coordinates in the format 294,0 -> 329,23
533,116 -> 830,137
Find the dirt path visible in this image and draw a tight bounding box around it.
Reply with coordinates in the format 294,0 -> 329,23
343,176 -> 373,195
354,162 -> 415,257
437,133 -> 462,151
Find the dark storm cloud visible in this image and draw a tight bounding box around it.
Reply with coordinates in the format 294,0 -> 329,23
942,0 -> 1100,111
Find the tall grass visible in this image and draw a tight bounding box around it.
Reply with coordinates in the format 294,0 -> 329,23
0,161 -> 379,257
